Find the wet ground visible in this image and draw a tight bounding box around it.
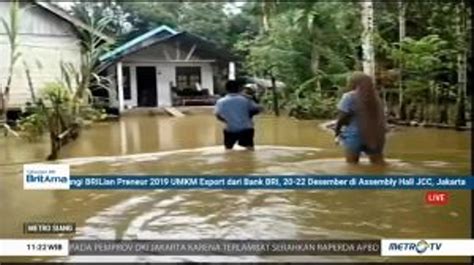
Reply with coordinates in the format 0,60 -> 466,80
0,114 -> 471,262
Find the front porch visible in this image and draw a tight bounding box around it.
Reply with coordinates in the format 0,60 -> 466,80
172,87 -> 219,106
119,105 -> 214,117
113,61 -> 221,110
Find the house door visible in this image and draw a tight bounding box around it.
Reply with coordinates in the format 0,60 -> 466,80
136,66 -> 157,107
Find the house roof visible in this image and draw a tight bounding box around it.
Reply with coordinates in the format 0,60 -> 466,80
98,25 -> 236,67
34,1 -> 115,44
99,25 -> 177,61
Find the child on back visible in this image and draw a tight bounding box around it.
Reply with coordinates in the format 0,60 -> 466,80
241,85 -> 260,117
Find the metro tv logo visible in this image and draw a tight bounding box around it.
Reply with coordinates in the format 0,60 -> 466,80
388,240 -> 442,254
23,164 -> 70,190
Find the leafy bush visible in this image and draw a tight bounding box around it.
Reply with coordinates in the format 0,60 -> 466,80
287,93 -> 337,120
18,82 -> 107,141
18,103 -> 48,141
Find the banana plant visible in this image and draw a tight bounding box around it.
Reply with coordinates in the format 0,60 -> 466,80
61,4 -> 112,116
0,0 -> 22,136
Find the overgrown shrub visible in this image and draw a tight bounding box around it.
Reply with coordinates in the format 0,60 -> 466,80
18,82 -> 107,141
287,93 -> 337,120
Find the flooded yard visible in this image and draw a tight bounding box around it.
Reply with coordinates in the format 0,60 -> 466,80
0,114 -> 471,262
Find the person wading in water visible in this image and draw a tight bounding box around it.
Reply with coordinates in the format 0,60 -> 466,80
334,72 -> 386,165
215,80 -> 263,151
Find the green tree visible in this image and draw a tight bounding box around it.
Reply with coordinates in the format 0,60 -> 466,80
454,0 -> 470,127
118,2 -> 248,49
241,2 -> 361,118
70,1 -> 132,37
389,35 -> 451,122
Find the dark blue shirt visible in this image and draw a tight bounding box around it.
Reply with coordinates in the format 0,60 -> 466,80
214,93 -> 262,132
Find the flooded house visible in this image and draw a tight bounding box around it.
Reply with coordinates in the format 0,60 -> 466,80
98,25 -> 236,112
0,1 -> 113,112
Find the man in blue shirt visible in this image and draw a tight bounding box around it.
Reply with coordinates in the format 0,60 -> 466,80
215,80 -> 263,150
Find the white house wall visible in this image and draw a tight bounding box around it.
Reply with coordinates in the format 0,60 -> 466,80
0,2 -> 81,108
156,63 -> 173,107
104,36 -> 223,109
114,40 -> 216,108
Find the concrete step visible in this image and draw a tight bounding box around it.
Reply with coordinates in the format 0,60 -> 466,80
164,107 -> 185,117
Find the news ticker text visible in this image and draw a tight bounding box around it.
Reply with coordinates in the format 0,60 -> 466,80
22,164 -> 474,190
68,175 -> 473,189
1,239 -> 474,256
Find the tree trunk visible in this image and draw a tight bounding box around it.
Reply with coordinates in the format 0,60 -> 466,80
260,1 -> 279,116
437,84 -> 448,123
455,0 -> 467,128
439,104 -> 449,124
408,104 -> 417,121
1,70 -> 13,128
24,61 -> 36,103
311,44 -> 322,97
398,0 -> 407,120
427,81 -> 434,123
271,75 -> 279,116
48,104 -> 62,160
261,1 -> 271,33
360,1 -> 376,83
419,104 -> 425,122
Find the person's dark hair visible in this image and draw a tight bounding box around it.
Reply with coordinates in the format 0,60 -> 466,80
225,80 -> 240,93
348,72 -> 386,151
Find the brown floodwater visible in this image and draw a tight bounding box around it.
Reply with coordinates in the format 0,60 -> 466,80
0,113 -> 471,262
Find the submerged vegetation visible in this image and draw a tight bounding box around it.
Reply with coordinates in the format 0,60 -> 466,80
5,1 -> 112,159
19,82 -> 107,143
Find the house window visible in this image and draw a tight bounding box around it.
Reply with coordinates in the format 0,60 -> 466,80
123,66 -> 131,100
176,67 -> 201,90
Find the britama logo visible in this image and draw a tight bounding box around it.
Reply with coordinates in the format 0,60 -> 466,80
26,174 -> 68,183
388,240 -> 442,254
23,164 -> 70,190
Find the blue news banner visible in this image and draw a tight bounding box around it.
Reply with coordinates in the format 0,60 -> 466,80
69,175 -> 474,190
